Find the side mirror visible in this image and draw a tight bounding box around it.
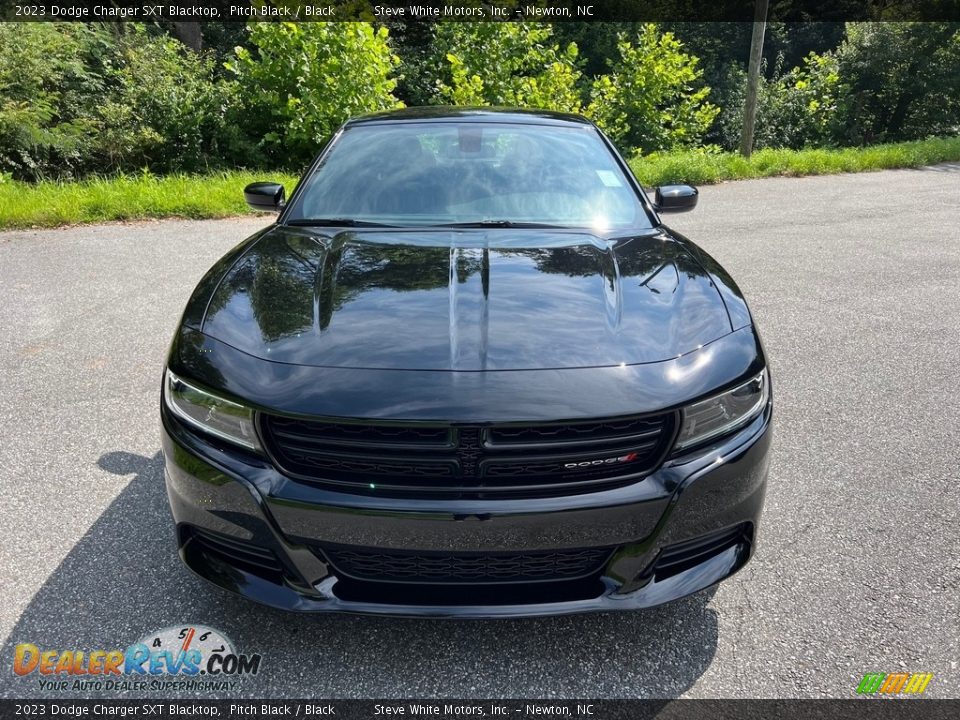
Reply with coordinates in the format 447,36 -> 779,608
244,182 -> 285,212
654,185 -> 698,213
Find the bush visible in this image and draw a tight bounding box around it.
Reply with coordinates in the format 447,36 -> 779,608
716,51 -> 841,151
95,27 -> 238,173
719,22 -> 960,150
0,23 -> 240,179
227,22 -> 403,167
0,23 -> 111,180
431,22 -> 583,112
833,22 -> 960,145
587,25 -> 719,154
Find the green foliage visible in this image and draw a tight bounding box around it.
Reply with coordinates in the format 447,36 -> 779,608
833,22 -> 960,145
96,27 -> 237,173
0,23 -> 239,179
717,51 -> 841,150
0,23 -> 111,180
389,21 -> 443,107
432,22 -> 583,112
713,23 -> 960,151
587,25 -> 719,153
227,22 -> 403,167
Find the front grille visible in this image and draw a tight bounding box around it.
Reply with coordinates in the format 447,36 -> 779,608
272,420 -> 453,447
259,412 -> 675,499
321,545 -> 612,584
486,416 -> 666,449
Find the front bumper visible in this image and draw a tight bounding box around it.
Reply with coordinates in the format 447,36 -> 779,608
161,405 -> 771,618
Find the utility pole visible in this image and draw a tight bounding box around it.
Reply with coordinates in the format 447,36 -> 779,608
739,0 -> 769,158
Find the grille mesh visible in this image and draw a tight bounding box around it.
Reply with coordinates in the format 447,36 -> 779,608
323,546 -> 612,584
487,416 -> 665,447
260,413 -> 674,499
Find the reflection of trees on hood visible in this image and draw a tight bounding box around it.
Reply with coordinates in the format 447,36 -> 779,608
507,243 -> 697,286
248,237 -> 318,343
248,239 -> 486,338
223,233 -> 704,343
318,243 -> 454,331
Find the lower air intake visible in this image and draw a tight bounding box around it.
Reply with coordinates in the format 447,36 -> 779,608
320,545 -> 613,585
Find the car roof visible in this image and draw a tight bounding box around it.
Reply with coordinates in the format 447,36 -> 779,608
346,107 -> 595,128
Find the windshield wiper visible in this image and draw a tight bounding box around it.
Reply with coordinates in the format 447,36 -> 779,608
287,218 -> 396,228
429,220 -> 569,229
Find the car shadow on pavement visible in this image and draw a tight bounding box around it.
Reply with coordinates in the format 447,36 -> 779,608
2,450 -> 719,699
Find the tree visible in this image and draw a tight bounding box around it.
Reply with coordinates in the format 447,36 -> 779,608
0,23 -> 110,179
96,26 -> 236,172
227,22 -> 403,167
834,22 -> 960,145
662,22 -> 846,147
716,51 -> 841,151
430,22 -> 583,112
587,25 -> 719,153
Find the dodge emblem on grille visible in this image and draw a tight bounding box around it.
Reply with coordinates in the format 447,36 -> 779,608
564,452 -> 638,469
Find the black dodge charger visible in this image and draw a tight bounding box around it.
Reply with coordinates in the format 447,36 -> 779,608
161,108 -> 772,617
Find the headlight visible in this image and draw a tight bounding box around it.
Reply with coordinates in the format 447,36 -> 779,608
164,369 -> 262,451
675,369 -> 769,451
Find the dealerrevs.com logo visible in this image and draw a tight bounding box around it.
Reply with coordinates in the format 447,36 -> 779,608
856,672 -> 934,695
12,625 -> 261,693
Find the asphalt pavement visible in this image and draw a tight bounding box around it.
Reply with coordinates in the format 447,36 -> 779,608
1,164 -> 958,699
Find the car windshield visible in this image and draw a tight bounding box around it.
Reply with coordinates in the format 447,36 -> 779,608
286,122 -> 651,231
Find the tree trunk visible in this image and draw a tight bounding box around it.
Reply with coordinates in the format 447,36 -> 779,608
171,22 -> 202,52
739,0 -> 769,158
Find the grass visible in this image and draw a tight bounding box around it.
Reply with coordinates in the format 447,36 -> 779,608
0,170 -> 299,230
628,136 -> 960,187
0,136 -> 957,230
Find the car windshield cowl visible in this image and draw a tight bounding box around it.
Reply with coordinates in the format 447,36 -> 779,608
287,218 -> 399,228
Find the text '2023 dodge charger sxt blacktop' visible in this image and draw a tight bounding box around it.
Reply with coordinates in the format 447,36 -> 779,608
161,108 -> 772,617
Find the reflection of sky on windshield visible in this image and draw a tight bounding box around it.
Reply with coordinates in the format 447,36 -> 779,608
289,123 -> 650,229
201,230 -> 732,372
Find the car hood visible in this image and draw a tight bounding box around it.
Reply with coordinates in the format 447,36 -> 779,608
197,226 -> 734,371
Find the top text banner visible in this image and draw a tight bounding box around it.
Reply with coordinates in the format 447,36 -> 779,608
2,0 -> 959,22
